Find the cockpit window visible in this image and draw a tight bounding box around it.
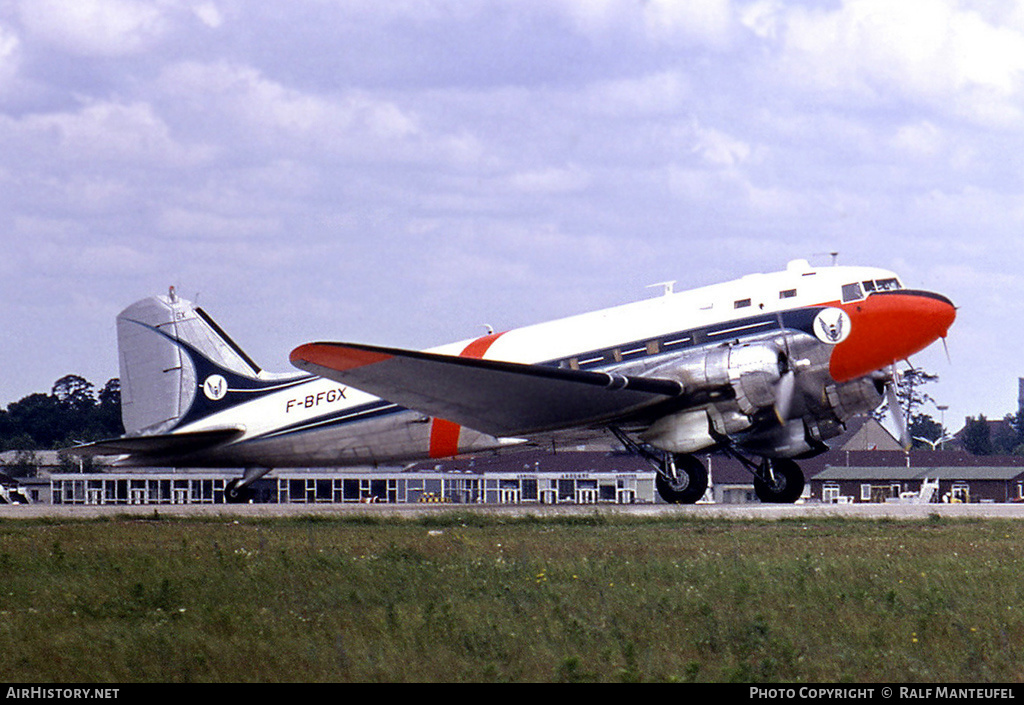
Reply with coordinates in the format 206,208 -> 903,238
841,282 -> 864,302
862,277 -> 902,294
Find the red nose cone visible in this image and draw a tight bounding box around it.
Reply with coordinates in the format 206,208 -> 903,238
829,291 -> 956,382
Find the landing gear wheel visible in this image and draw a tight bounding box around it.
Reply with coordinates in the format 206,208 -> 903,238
225,479 -> 255,504
656,454 -> 709,504
753,458 -> 805,504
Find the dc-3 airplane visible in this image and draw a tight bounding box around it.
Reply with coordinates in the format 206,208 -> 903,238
74,259 -> 956,504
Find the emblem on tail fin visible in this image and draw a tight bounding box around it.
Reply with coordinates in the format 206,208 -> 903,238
203,375 -> 228,401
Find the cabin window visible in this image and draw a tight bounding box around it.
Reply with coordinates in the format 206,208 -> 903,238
841,283 -> 864,302
779,289 -> 797,299
734,298 -> 751,309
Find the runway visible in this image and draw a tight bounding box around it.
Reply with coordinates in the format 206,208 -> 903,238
3,501 -> 1024,520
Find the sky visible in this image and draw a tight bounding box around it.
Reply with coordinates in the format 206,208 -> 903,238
2,0 -> 1024,435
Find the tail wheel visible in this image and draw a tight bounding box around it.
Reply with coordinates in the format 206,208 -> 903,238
225,479 -> 255,504
656,454 -> 709,504
753,458 -> 805,504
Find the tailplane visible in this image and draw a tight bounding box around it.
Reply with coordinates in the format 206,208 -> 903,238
117,288 -> 304,435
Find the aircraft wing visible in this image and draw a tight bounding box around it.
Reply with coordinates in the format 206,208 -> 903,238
290,342 -> 685,437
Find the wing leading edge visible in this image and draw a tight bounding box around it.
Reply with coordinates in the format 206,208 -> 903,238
290,342 -> 684,438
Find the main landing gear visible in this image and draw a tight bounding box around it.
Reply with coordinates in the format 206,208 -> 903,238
655,452 -> 805,504
750,457 -> 805,504
655,454 -> 709,504
611,427 -> 805,504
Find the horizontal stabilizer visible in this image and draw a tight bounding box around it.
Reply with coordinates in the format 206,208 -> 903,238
71,428 -> 244,459
290,342 -> 683,437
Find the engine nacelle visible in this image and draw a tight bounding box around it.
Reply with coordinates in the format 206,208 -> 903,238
640,342 -> 786,452
825,375 -> 886,421
724,344 -> 787,415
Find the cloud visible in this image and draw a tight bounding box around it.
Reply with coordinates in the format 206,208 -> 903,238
157,60 -> 485,168
0,98 -> 211,168
558,0 -> 738,49
0,18 -> 20,80
17,0 -> 170,57
764,0 -> 1024,125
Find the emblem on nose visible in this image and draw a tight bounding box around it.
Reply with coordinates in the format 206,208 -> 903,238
813,308 -> 852,344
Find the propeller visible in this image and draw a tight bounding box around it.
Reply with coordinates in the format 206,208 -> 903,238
885,365 -> 912,450
774,365 -> 796,424
772,314 -> 798,424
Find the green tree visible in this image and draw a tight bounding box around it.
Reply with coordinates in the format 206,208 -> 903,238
4,393 -> 63,449
909,413 -> 945,449
0,375 -> 123,451
97,378 -> 123,437
872,368 -> 941,428
961,415 -> 992,456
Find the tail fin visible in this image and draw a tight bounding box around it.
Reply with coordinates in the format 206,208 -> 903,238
117,288 -> 302,435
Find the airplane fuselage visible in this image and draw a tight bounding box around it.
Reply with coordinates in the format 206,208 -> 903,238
148,259 -> 954,470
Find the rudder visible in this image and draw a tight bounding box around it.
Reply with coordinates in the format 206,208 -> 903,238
116,288 -> 271,435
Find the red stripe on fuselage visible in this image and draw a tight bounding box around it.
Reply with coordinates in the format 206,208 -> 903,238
427,331 -> 507,459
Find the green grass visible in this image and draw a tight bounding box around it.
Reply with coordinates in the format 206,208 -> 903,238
1,512 -> 1023,682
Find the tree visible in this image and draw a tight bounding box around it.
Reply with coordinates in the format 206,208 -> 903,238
0,375 -> 123,450
52,374 -> 95,410
991,412 -> 1024,455
872,367 -> 944,444
961,415 -> 993,456
97,378 -> 123,437
4,393 -> 63,449
909,413 -> 945,449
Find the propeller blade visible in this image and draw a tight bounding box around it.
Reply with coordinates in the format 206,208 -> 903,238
774,369 -> 796,424
886,380 -> 911,450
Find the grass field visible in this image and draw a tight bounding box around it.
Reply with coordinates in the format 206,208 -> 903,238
1,511 -> 1023,683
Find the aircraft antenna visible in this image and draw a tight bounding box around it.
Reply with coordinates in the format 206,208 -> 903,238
646,281 -> 676,296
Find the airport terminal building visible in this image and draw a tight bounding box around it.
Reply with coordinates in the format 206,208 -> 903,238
8,450 -> 660,507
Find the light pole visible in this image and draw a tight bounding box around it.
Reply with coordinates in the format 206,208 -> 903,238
936,405 -> 949,449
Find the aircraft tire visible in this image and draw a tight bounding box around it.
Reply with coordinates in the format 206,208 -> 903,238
655,454 -> 708,504
753,458 -> 805,504
225,479 -> 255,504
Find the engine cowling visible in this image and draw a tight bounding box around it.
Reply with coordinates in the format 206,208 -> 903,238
640,342 -> 787,453
637,336 -> 887,456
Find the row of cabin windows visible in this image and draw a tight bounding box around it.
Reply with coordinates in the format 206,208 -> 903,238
733,289 -> 799,310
